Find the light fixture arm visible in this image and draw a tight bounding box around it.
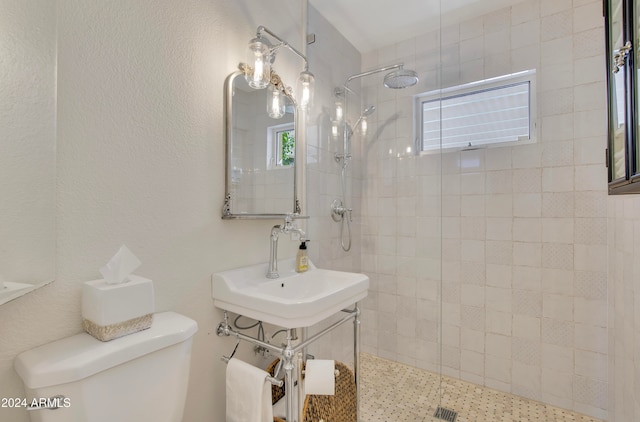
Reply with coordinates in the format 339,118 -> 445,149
256,26 -> 310,71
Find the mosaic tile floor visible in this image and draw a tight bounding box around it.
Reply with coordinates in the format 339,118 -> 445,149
359,353 -> 603,422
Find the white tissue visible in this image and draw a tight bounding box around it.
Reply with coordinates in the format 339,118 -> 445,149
100,245 -> 141,285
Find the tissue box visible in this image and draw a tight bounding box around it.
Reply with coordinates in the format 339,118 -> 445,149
81,275 -> 155,341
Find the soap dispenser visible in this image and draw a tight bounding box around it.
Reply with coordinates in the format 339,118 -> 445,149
296,241 -> 309,273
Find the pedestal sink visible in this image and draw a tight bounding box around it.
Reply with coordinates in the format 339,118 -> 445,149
211,259 -> 369,328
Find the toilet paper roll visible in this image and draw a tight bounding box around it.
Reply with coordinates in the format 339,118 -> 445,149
304,359 -> 335,395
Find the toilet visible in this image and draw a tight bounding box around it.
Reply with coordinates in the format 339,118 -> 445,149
14,312 -> 197,422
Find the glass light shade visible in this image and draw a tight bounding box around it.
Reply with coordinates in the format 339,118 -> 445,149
267,85 -> 285,119
331,121 -> 339,138
246,36 -> 271,89
334,101 -> 344,122
297,70 -> 315,110
360,116 -> 368,136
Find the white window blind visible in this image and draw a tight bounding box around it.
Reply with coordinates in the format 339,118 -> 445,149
415,70 -> 536,152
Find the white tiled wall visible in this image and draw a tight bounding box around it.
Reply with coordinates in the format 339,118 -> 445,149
608,196 -> 640,421
357,0 -> 608,419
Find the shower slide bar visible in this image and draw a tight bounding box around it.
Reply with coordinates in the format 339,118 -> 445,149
217,305 -> 361,422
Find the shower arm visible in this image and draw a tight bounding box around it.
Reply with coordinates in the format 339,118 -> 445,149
340,64 -> 405,153
343,63 -> 403,86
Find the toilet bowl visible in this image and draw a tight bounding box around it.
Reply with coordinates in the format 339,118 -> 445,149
14,312 -> 197,422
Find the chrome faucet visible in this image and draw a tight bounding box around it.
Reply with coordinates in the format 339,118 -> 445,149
267,215 -> 306,279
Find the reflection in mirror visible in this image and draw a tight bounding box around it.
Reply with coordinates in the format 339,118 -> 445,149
0,0 -> 56,305
222,68 -> 299,218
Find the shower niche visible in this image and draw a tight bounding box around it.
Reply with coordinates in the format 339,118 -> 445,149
222,68 -> 303,218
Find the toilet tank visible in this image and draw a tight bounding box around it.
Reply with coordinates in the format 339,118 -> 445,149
14,312 -> 198,422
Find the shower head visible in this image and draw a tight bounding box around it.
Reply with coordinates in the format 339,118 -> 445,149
361,105 -> 376,117
384,68 -> 419,89
349,105 -> 376,139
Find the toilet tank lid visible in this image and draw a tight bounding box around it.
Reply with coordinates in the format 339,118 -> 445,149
14,312 -> 198,389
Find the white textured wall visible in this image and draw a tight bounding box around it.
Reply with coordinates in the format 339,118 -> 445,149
0,0 -> 56,288
0,1 -> 322,421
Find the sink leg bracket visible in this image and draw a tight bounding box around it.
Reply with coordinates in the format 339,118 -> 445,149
217,306 -> 361,422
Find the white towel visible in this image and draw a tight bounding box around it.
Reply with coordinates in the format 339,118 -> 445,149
226,358 -> 273,422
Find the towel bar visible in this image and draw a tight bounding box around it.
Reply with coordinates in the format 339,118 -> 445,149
221,356 -> 284,388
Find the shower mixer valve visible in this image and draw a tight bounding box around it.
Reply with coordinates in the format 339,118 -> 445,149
331,199 -> 352,222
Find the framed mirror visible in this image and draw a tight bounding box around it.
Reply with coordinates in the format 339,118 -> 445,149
222,66 -> 301,219
0,0 -> 56,304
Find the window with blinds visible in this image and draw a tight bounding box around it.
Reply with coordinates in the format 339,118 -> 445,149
415,69 -> 536,153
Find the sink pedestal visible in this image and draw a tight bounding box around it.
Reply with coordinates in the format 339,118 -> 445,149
212,259 -> 368,422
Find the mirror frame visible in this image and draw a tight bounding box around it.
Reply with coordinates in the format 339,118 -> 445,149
222,64 -> 302,219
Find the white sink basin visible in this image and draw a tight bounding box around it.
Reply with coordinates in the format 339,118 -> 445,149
211,259 -> 369,328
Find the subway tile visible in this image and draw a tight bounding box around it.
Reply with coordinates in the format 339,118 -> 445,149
485,29 -> 510,56
512,336 -> 541,365
484,7 -> 511,33
574,27 -> 605,59
486,309 -> 513,336
512,361 -> 542,393
461,327 -> 485,352
511,20 -> 541,49
513,315 -> 541,340
486,194 -> 513,217
485,147 -> 513,170
541,0 -> 572,16
462,233 -> 486,258
513,241 -> 542,267
542,368 -> 573,400
513,193 -> 542,217
486,332 -> 512,358
543,293 -> 574,321
460,36 -> 485,62
542,166 -> 574,192
461,349 -> 485,376
573,2 -> 605,33
542,343 -> 575,371
486,170 -> 513,193
574,323 -> 608,354
485,354 -> 511,383
542,317 -> 574,347
541,36 -> 573,65
513,289 -> 542,317
542,218 -> 574,243
486,264 -> 512,288
512,0 -> 541,24
512,143 -> 542,168
513,218 -> 542,242
540,10 -> 573,42
513,265 -> 542,291
486,218 -> 513,241
574,298 -> 607,328
460,15 -> 484,40
573,375 -> 608,410
540,112 -> 574,142
486,240 -> 513,265
511,44 -> 541,73
575,350 -> 608,381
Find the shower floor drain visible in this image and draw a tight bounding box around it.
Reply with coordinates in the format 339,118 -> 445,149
434,406 -> 457,422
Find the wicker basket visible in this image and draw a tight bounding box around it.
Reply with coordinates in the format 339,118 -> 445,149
266,358 -> 286,405
268,360 -> 356,422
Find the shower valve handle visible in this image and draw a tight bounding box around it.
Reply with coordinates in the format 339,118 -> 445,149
330,199 -> 351,222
